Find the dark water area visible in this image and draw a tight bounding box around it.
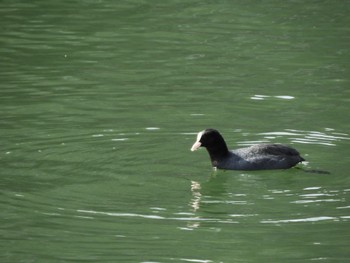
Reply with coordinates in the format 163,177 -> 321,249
1,1 -> 349,262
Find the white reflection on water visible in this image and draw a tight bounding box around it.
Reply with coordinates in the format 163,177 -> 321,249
77,210 -> 165,220
300,193 -> 335,197
190,113 -> 205,116
291,199 -> 342,204
77,209 -> 234,223
292,187 -> 345,204
92,134 -> 104,137
111,138 -> 129,141
261,216 -> 336,224
304,186 -> 322,190
257,129 -> 350,147
179,259 -> 213,263
337,206 -> 350,209
250,94 -> 295,100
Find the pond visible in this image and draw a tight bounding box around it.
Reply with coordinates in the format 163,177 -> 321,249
1,1 -> 349,262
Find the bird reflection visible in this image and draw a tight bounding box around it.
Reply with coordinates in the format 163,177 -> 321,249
190,180 -> 202,211
190,173 -> 230,212
187,172 -> 230,229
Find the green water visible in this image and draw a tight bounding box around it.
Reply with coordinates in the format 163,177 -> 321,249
1,1 -> 349,262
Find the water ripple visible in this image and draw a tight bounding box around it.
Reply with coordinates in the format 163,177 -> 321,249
258,129 -> 349,146
250,94 -> 295,100
77,209 -> 240,224
261,216 -> 336,224
291,199 -> 342,204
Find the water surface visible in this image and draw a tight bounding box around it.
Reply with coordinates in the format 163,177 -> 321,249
1,1 -> 349,262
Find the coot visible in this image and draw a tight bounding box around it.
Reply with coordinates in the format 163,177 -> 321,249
191,128 -> 305,170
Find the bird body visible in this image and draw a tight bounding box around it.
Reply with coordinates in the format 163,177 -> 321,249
191,129 -> 304,171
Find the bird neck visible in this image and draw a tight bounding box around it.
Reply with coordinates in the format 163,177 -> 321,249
206,141 -> 229,162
